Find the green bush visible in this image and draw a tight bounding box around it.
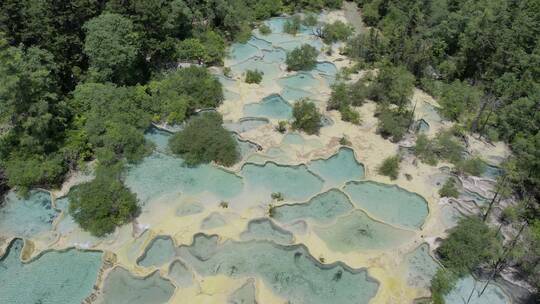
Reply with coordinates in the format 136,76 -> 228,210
430,268 -> 458,304
456,157 -> 486,176
286,44 -> 318,71
245,69 -> 264,84
322,21 -> 353,44
276,120 -> 288,133
69,164 -> 140,237
339,105 -> 361,125
377,108 -> 412,142
4,154 -> 66,194
259,24 -> 272,35
414,134 -> 438,165
284,15 -> 301,35
292,99 -> 322,135
302,14 -> 318,26
435,131 -> 464,164
439,178 -> 459,198
169,112 -> 239,166
368,64 -> 415,109
378,155 -> 400,179
436,216 -> 503,276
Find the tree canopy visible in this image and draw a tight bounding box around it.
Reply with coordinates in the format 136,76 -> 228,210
169,112 -> 239,167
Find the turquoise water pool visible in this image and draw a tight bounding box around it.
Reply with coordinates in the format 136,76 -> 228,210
243,94 -> 292,119
273,189 -> 354,224
307,147 -> 364,187
343,181 -> 429,229
99,267 -> 175,304
178,233 -> 379,304
241,162 -> 323,201
0,239 -> 102,304
240,218 -> 294,245
125,152 -> 243,204
0,190 -> 58,239
314,210 -> 415,252
137,236 -> 176,268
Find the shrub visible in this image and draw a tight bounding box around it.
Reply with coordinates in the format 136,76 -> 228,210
455,157 -> 486,176
286,44 -> 318,71
322,21 -> 353,44
414,134 -> 438,165
292,99 -> 322,135
69,164 -> 140,237
271,192 -> 284,201
439,178 -> 459,198
340,105 -> 361,125
276,120 -> 288,133
169,112 -> 239,166
302,14 -> 318,26
284,15 -> 301,35
436,216 -> 503,276
259,24 -> 271,35
368,64 -> 415,109
378,155 -> 400,179
339,136 -> 351,146
377,108 -> 412,142
245,69 -> 264,84
430,268 -> 458,304
435,131 -> 464,164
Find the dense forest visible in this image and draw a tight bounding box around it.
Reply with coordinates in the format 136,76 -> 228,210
0,0 -> 539,302
344,0 -> 539,301
0,0 -> 342,234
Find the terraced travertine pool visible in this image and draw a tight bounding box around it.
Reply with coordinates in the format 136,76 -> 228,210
0,12 -> 511,304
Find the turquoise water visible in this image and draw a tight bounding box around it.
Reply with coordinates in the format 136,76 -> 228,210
273,189 -> 354,224
243,94 -> 292,119
137,236 -> 176,268
404,243 -> 439,289
168,260 -> 193,287
234,135 -> 259,159
241,162 -> 323,201
229,279 -> 257,304
229,42 -> 260,64
176,202 -> 204,217
125,152 -> 243,204
262,48 -> 287,64
178,234 -> 379,304
224,118 -> 269,133
0,239 -> 102,304
280,86 -> 314,102
278,72 -> 319,92
445,276 -> 510,304
314,210 -> 415,252
201,212 -> 227,229
483,164 -> 503,179
230,57 -> 281,84
100,267 -> 175,304
415,119 -> 430,133
343,181 -> 429,229
240,218 -> 294,245
308,148 -> 364,187
145,127 -> 173,153
0,190 -> 58,238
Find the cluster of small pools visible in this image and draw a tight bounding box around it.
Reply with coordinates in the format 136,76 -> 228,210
0,15 -> 511,304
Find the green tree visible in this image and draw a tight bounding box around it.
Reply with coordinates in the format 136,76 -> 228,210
439,80 -> 482,122
292,99 -> 322,135
245,69 -> 264,84
284,15 -> 301,35
286,44 -> 319,71
321,21 -> 353,44
369,64 -> 415,109
83,13 -> 142,84
169,112 -> 239,166
377,107 -> 412,142
436,216 -> 503,276
439,178 -> 459,198
378,155 -> 400,180
69,164 -> 140,237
